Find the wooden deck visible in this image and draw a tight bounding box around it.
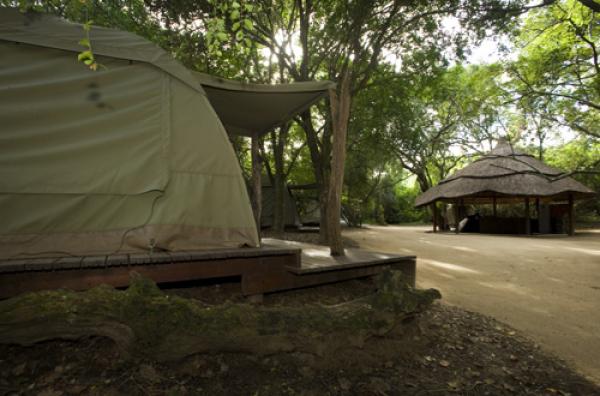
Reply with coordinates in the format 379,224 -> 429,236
0,240 -> 415,299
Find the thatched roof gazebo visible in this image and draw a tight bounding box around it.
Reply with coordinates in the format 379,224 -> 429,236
415,139 -> 596,235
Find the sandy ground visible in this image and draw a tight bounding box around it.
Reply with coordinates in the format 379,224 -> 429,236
344,225 -> 600,384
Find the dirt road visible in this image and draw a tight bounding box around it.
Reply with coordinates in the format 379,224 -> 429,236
344,225 -> 600,384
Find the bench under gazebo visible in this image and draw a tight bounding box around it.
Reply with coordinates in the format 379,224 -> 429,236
415,139 -> 597,236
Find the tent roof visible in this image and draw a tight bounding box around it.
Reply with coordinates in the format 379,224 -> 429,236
415,139 -> 597,207
0,8 -> 334,138
194,72 -> 335,137
0,8 -> 204,94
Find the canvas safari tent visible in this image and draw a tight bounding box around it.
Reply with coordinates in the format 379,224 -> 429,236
0,8 -> 260,258
259,176 -> 301,229
415,139 -> 597,235
0,9 -> 332,259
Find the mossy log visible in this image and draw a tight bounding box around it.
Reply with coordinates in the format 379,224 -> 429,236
0,270 -> 440,361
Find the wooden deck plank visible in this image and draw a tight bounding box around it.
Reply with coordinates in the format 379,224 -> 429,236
263,238 -> 415,274
0,240 -> 416,298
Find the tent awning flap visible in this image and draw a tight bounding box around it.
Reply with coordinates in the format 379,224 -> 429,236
193,72 -> 335,137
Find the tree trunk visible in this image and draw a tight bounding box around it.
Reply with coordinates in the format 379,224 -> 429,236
251,135 -> 262,238
0,271 -> 441,362
272,126 -> 289,236
416,172 -> 431,194
327,73 -> 351,256
300,110 -> 330,244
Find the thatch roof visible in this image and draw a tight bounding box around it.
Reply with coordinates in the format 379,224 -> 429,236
415,139 -> 597,207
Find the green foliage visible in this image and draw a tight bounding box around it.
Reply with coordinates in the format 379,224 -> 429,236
545,138 -> 600,219
507,0 -> 600,139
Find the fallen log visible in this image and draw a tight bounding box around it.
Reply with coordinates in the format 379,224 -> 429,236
0,270 -> 440,361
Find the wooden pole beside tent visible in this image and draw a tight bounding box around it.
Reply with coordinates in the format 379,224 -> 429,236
454,200 -> 460,234
568,194 -> 575,236
524,197 -> 531,235
432,203 -> 438,233
251,135 -> 262,241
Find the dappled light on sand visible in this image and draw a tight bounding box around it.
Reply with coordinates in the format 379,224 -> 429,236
477,281 -> 537,298
563,247 -> 600,256
419,258 -> 481,274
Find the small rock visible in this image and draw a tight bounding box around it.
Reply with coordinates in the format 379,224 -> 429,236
447,380 -> 460,390
299,366 -> 314,378
37,389 -> 63,396
200,368 -> 214,379
439,360 -> 450,368
368,377 -> 391,395
338,377 -> 351,391
66,385 -> 87,395
138,364 -> 160,383
503,383 -> 516,392
467,369 -> 481,378
12,363 -> 26,376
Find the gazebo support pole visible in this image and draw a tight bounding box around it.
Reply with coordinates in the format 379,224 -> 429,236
525,197 -> 531,235
432,202 -> 438,233
454,200 -> 460,234
251,134 -> 262,242
568,194 -> 575,236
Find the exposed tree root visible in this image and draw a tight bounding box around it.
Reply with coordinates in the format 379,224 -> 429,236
0,270 -> 440,361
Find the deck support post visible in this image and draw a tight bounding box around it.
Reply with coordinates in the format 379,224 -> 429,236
568,194 -> 575,236
251,134 -> 262,241
432,202 -> 438,233
525,197 -> 531,235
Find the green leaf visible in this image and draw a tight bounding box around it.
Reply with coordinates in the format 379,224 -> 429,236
230,9 -> 240,20
232,22 -> 241,32
84,59 -> 94,66
78,38 -> 90,48
216,32 -> 228,42
231,1 -> 240,8
243,19 -> 253,30
78,50 -> 93,62
236,30 -> 244,41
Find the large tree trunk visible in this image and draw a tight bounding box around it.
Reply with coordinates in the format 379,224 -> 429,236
272,126 -> 289,236
327,73 -> 351,256
416,171 -> 431,194
0,271 -> 440,362
251,135 -> 262,238
300,110 -> 330,244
